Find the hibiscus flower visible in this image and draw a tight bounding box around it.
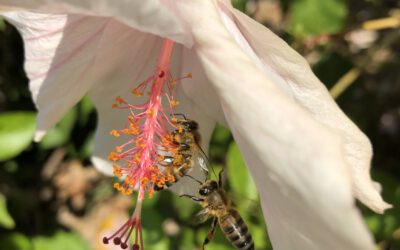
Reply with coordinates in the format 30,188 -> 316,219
0,0 -> 391,249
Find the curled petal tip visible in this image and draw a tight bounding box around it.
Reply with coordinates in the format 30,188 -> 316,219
375,202 -> 393,214
91,156 -> 114,176
364,195 -> 393,214
34,130 -> 46,142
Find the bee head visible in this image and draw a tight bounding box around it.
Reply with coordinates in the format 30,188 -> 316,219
178,120 -> 198,131
199,180 -> 218,196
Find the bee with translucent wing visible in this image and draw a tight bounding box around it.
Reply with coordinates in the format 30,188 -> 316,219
154,114 -> 210,190
180,170 -> 255,250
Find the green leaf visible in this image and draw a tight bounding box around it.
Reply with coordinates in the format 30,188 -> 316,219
0,18 -> 5,31
32,231 -> 89,250
361,170 -> 400,241
251,224 -> 272,250
231,0 -> 246,12
39,107 -> 77,149
289,0 -> 348,36
209,124 -> 232,161
78,96 -> 94,126
0,233 -> 31,250
0,194 -> 15,229
172,192 -> 198,221
226,143 -> 258,200
0,112 -> 36,161
141,207 -> 169,250
79,132 -> 94,159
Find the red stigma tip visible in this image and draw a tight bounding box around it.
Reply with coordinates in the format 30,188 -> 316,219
113,237 -> 121,245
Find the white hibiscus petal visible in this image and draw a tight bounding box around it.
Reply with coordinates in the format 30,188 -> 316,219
3,11 -> 110,140
180,47 -> 226,125
0,0 -> 190,44
222,5 -> 391,213
176,1 -> 374,249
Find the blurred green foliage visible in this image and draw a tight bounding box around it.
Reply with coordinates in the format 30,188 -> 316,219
289,0 -> 347,36
1,0 -> 400,249
0,231 -> 89,250
0,112 -> 35,161
0,194 -> 15,229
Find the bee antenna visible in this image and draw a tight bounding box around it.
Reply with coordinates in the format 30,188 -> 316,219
171,113 -> 187,120
186,175 -> 203,185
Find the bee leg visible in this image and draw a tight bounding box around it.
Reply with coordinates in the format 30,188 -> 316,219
179,194 -> 204,202
218,169 -> 224,187
202,217 -> 218,250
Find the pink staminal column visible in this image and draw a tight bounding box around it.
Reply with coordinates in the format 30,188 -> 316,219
103,38 -> 190,249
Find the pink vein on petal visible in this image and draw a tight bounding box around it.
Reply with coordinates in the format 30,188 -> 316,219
24,16 -> 87,41
29,22 -> 107,81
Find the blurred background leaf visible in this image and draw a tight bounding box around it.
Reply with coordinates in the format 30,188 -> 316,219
0,112 -> 35,161
39,107 -> 77,150
0,194 -> 15,229
0,233 -> 31,250
32,231 -> 89,250
289,0 -> 348,36
227,142 -> 258,201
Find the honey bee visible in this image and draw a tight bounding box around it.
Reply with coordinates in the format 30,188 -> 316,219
180,171 -> 254,250
154,114 -> 209,191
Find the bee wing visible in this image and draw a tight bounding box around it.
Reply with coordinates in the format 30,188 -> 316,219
194,209 -> 212,225
192,145 -> 211,176
227,191 -> 262,216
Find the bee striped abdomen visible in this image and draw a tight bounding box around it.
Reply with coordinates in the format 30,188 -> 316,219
220,209 -> 254,250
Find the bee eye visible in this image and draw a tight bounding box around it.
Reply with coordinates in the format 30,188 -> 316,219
187,121 -> 198,130
199,188 -> 208,196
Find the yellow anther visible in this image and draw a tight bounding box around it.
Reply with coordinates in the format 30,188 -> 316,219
131,88 -> 143,97
186,72 -> 192,78
167,174 -> 175,183
170,100 -> 180,107
148,189 -> 154,199
147,108 -> 154,118
114,172 -> 123,178
110,130 -> 120,137
113,165 -> 123,177
173,154 -> 183,165
125,188 -> 133,195
135,154 -> 141,162
115,146 -> 122,153
108,152 -> 120,162
125,176 -> 136,186
115,96 -> 127,104
156,180 -> 165,188
150,173 -> 157,183
129,123 -> 139,135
